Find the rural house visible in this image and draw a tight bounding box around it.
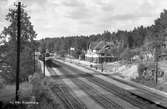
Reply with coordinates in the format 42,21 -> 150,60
85,41 -> 117,63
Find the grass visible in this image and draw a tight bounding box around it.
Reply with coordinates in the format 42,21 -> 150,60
0,59 -> 61,109
29,75 -> 62,109
0,82 -> 32,103
0,60 -> 39,103
28,60 -> 62,109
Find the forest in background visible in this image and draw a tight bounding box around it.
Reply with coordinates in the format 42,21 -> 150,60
40,9 -> 167,59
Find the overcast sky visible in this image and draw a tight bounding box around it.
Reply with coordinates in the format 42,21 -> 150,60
0,0 -> 167,39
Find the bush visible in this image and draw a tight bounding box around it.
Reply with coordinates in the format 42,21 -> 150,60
29,73 -> 60,109
29,73 -> 43,96
28,60 -> 60,109
138,63 -> 146,78
0,77 -> 6,89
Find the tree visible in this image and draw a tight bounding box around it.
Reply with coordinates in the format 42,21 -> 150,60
101,31 -> 112,41
144,9 -> 167,61
116,30 -> 129,48
155,9 -> 167,32
0,3 -> 37,83
120,48 -> 137,62
132,26 -> 147,47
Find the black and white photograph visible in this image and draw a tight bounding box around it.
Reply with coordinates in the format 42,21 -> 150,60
1,0 -> 167,109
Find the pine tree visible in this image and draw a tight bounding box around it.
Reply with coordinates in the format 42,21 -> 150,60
0,3 -> 37,83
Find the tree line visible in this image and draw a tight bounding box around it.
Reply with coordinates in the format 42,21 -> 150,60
41,9 -> 167,59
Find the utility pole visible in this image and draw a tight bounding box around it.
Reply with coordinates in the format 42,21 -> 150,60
34,49 -> 35,73
43,52 -> 45,76
101,61 -> 103,72
16,2 -> 21,101
153,30 -> 164,85
155,58 -> 158,84
154,36 -> 163,85
101,55 -> 103,72
155,42 -> 160,84
43,39 -> 45,77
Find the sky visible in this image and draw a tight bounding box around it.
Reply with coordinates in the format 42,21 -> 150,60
0,0 -> 167,39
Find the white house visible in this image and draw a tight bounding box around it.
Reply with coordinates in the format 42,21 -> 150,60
85,41 -> 116,63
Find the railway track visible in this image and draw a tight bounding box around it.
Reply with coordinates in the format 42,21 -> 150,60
78,64 -> 165,102
47,67 -> 87,109
53,60 -> 165,109
68,61 -> 167,108
58,67 -> 124,109
106,75 -> 165,100
86,76 -> 162,109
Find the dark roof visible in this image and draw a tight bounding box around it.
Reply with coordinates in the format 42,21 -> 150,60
89,41 -> 114,50
99,49 -> 113,56
89,42 -> 99,50
94,41 -> 106,50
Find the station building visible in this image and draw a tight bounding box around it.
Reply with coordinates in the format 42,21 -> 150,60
85,41 -> 117,63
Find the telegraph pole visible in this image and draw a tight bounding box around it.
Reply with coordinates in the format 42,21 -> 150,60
155,41 -> 160,84
16,2 -> 21,101
154,36 -> 163,85
101,61 -> 103,72
101,55 -> 103,72
42,39 -> 45,77
43,53 -> 45,76
34,49 -> 35,73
